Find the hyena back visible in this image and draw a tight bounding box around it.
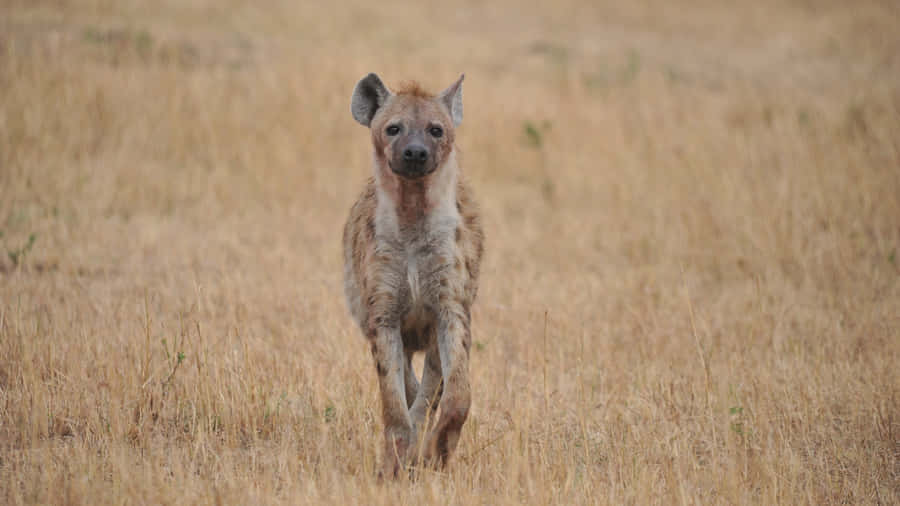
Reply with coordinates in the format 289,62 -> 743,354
342,73 -> 484,476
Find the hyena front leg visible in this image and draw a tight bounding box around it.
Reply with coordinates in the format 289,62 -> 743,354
425,306 -> 471,466
370,326 -> 415,477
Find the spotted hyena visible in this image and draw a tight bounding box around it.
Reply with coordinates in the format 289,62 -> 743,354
343,73 -> 484,476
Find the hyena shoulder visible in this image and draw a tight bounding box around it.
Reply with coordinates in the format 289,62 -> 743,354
342,177 -> 484,330
342,178 -> 377,331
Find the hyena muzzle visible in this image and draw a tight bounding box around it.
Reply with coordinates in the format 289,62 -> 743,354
342,73 -> 484,477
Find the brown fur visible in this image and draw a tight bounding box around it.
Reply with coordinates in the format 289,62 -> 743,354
393,80 -> 434,98
343,74 -> 483,477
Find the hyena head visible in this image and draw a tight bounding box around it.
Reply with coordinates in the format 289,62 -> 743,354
351,73 -> 464,181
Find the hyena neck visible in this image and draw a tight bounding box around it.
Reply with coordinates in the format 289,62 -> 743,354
374,151 -> 460,240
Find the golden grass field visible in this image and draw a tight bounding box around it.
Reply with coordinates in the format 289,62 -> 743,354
1,0 -> 898,504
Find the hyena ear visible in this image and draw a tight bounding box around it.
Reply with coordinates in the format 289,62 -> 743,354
351,73 -> 391,127
438,73 -> 464,128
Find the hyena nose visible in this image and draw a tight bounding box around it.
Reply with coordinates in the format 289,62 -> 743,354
403,145 -> 429,163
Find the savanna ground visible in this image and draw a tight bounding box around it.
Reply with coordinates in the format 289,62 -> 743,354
1,0 -> 898,504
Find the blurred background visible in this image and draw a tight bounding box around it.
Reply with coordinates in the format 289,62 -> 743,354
1,1 -> 898,504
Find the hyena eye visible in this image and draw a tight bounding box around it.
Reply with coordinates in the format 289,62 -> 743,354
429,126 -> 444,138
385,125 -> 401,136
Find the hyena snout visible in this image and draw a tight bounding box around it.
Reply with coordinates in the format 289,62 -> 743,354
393,141 -> 431,178
402,144 -> 428,164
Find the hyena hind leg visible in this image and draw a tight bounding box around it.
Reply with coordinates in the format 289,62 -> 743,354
403,351 -> 419,409
410,346 -> 443,435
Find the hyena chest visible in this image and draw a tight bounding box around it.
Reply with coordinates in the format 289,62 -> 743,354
394,235 -> 455,346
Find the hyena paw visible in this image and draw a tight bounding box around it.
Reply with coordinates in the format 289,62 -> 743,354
381,428 -> 419,479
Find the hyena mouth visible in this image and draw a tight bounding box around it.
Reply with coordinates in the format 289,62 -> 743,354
390,161 -> 434,179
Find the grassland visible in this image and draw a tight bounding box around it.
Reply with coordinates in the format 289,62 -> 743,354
1,0 -> 898,504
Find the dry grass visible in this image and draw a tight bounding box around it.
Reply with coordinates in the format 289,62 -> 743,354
1,0 -> 899,504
